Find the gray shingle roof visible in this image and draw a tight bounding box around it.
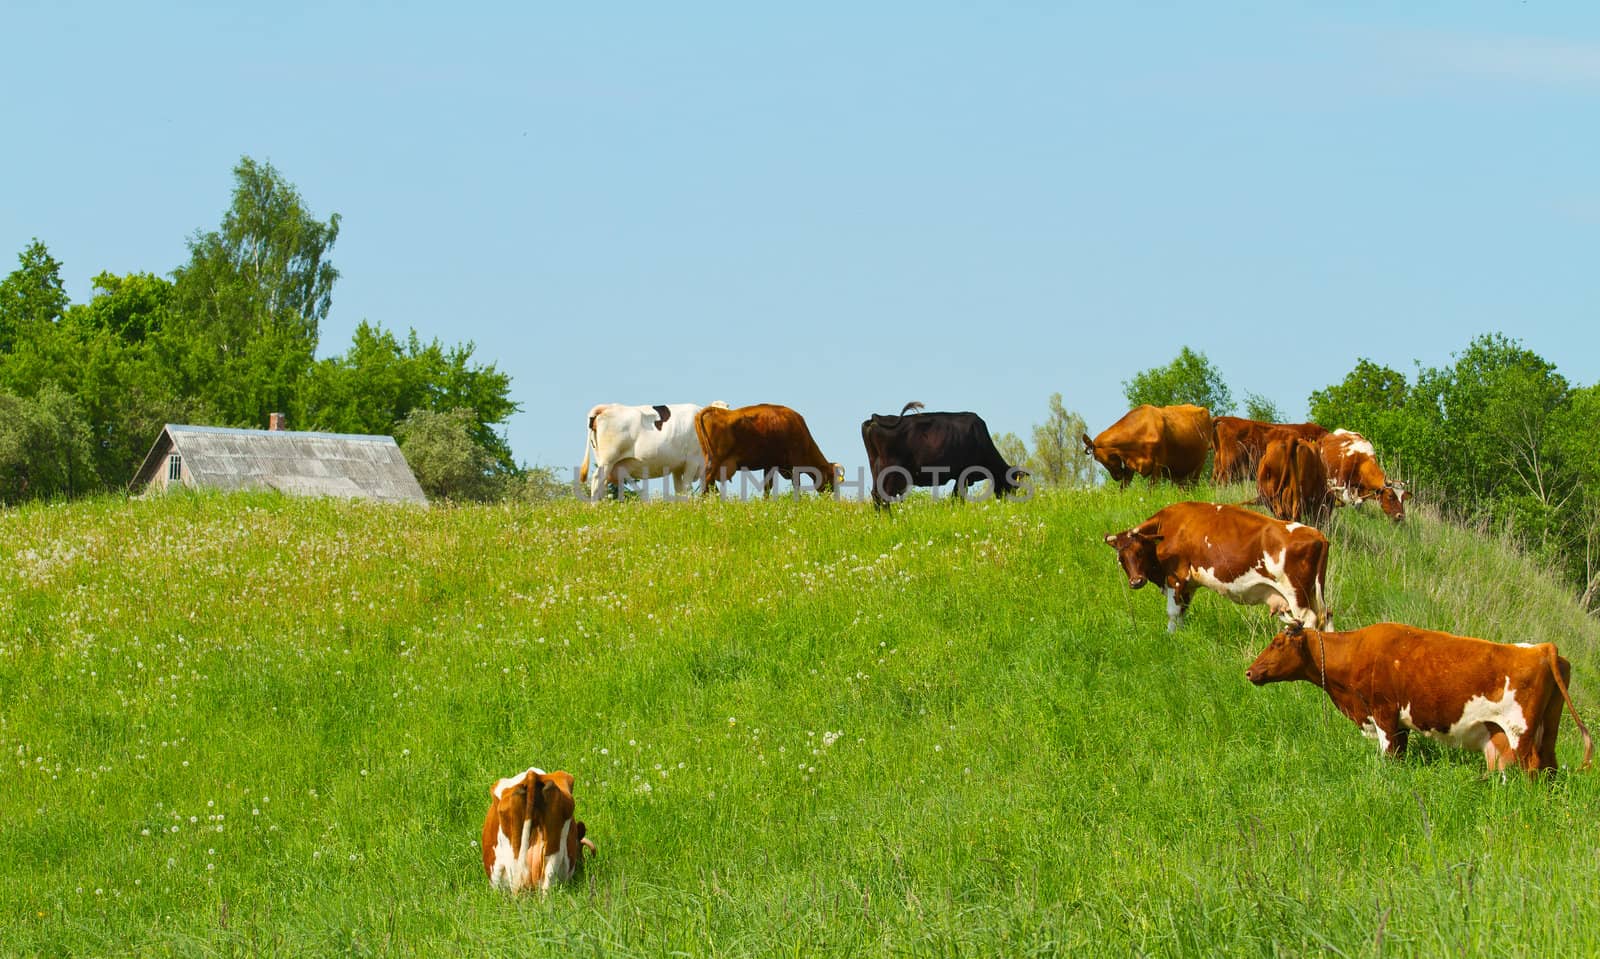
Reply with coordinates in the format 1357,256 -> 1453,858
131,425 -> 428,506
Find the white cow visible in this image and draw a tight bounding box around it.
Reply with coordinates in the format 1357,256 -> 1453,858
580,401 -> 729,500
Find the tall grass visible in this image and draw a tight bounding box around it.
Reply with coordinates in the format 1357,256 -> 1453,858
1,486 -> 1596,957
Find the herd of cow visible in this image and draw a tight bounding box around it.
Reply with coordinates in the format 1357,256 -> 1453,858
483,400 -> 1594,893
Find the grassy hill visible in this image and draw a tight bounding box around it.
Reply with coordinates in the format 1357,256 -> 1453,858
2,487 -> 1598,957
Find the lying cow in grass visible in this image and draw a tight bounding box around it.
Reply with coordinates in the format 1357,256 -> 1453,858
481,767 -> 595,892
1103,502 -> 1330,633
1247,622 -> 1594,778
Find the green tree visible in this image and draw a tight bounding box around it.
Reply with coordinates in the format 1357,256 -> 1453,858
0,240 -> 69,353
62,272 -> 172,343
167,156 -> 338,425
1029,393 -> 1094,487
991,432 -> 1030,475
1242,391 -> 1282,422
300,322 -> 519,472
396,407 -> 496,502
0,384 -> 97,503
1123,346 -> 1233,414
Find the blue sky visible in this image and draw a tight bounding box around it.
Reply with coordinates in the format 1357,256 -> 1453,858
4,2 -> 1597,473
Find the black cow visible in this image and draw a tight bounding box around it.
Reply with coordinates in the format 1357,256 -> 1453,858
860,402 -> 1028,508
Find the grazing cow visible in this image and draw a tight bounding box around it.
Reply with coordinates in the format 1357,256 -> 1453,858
1103,502 -> 1329,633
481,767 -> 596,893
1318,429 -> 1406,522
1082,404 -> 1212,488
1212,417 -> 1328,485
580,401 -> 728,500
1247,622 -> 1594,778
1256,435 -> 1330,525
860,402 -> 1028,507
696,403 -> 841,496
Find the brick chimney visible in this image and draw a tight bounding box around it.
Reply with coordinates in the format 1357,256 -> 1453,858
268,412 -> 287,432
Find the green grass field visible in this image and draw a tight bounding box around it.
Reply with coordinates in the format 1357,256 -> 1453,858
3,486 -> 1598,957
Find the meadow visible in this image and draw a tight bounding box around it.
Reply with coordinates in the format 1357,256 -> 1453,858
2,485 -> 1598,957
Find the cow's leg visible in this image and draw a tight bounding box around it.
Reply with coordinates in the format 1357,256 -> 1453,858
1482,725 -> 1517,774
701,458 -> 722,497
1531,683 -> 1566,774
588,461 -> 607,501
1163,581 -> 1192,633
1360,715 -> 1405,757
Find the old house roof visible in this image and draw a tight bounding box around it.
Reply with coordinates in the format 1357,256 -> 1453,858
130,424 -> 428,506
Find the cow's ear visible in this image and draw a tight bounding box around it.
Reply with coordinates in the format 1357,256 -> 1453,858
526,773 -> 550,810
1103,532 -> 1121,546
1080,433 -> 1094,451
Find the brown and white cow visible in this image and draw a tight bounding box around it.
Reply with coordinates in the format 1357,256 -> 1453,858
1247,622 -> 1594,778
580,401 -> 729,499
1318,429 -> 1405,522
1256,434 -> 1330,525
481,767 -> 595,893
696,403 -> 841,496
1082,404 -> 1213,488
1212,417 -> 1328,485
1103,502 -> 1329,633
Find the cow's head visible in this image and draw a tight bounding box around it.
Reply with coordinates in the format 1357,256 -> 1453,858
1246,622 -> 1314,685
1103,529 -> 1162,589
1376,483 -> 1406,523
999,466 -> 1031,497
481,768 -> 592,893
1082,433 -> 1133,485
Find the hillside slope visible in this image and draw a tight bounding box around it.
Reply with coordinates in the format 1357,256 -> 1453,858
2,488 -> 1597,957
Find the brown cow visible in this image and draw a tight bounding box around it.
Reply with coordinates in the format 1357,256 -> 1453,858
1082,404 -> 1212,488
1103,501 -> 1329,633
696,403 -> 841,496
1247,622 -> 1594,778
1212,417 -> 1328,484
1319,429 -> 1405,522
1256,435 -> 1330,525
482,767 -> 595,893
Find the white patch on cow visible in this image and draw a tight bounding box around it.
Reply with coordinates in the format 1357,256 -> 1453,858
541,818 -> 575,889
1399,704 -> 1414,729
1333,429 -> 1375,457
1285,522 -> 1302,532
1360,717 -> 1391,754
1163,586 -> 1184,633
490,825 -> 532,892
587,403 -> 714,497
492,767 -> 544,800
1190,547 -> 1311,624
1326,479 -> 1362,507
1403,678 -> 1527,753
1515,643 -> 1536,648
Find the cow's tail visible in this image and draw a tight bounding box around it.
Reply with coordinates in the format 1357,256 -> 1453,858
579,407 -> 603,485
1547,647 -> 1594,771
694,408 -> 717,489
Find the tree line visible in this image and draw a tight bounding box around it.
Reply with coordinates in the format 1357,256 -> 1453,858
6,161 -> 1596,610
0,157 -> 534,504
1002,341 -> 1600,614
